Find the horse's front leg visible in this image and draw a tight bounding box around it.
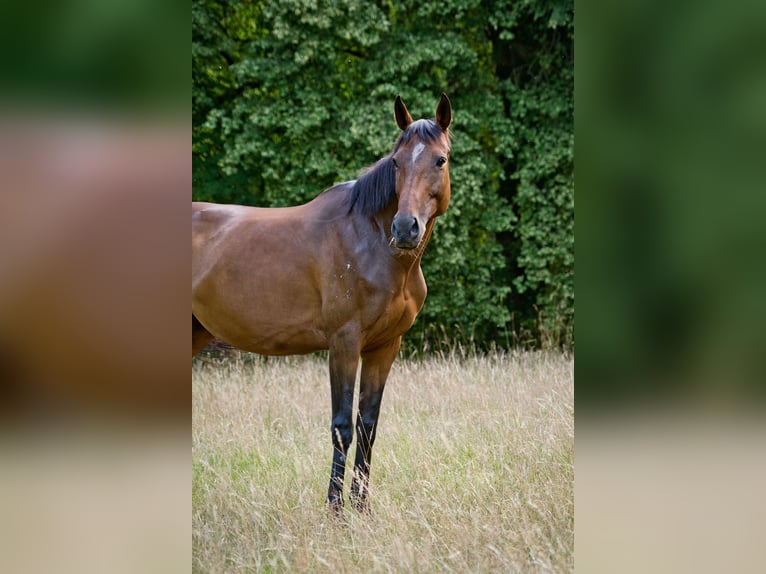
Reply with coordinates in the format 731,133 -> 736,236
350,337 -> 401,514
327,337 -> 361,516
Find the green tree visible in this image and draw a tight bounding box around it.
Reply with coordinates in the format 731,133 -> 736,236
489,0 -> 575,346
192,0 -> 574,349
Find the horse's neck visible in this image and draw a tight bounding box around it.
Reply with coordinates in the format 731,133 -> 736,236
413,218 -> 436,261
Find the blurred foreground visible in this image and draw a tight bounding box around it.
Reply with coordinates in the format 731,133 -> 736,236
0,429 -> 189,574
577,412 -> 766,573
577,0 -> 766,571
0,117 -> 189,572
0,118 -> 189,422
0,1 -> 189,571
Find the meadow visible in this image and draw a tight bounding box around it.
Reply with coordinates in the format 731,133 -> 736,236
192,350 -> 573,573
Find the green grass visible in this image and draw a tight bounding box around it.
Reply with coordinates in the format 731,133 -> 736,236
192,351 -> 573,573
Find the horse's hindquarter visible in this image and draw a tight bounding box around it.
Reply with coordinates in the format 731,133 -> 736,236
192,203 -> 327,354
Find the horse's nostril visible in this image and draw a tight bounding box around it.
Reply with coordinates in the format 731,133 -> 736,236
409,218 -> 419,239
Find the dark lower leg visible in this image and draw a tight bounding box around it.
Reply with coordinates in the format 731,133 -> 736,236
326,344 -> 359,515
328,412 -> 353,513
349,338 -> 398,513
350,412 -> 377,512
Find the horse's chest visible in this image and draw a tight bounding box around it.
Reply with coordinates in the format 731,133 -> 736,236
363,274 -> 425,342
389,293 -> 421,332
322,256 -> 426,343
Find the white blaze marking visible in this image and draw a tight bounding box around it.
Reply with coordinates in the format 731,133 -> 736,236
411,142 -> 425,164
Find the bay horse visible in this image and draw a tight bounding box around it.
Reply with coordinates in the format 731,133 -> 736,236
192,94 -> 452,514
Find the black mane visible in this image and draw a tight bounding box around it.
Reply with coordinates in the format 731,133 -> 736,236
347,119 -> 448,216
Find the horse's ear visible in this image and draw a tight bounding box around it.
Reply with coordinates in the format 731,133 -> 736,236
394,96 -> 413,131
435,92 -> 452,131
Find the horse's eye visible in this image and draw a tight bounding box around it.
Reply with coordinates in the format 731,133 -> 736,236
436,156 -> 447,167
392,157 -> 399,169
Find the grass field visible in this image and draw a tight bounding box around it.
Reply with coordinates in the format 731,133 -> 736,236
192,350 -> 573,573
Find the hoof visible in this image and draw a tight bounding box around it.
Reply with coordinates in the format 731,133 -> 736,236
327,498 -> 345,520
349,495 -> 372,515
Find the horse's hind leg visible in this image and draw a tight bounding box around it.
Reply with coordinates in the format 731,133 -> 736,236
350,337 -> 401,514
192,315 -> 214,356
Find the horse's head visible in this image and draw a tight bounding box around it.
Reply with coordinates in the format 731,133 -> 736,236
390,93 -> 452,250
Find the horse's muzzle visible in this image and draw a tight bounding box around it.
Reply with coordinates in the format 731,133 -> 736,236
391,215 -> 420,249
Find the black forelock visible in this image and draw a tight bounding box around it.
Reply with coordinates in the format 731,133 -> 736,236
394,119 -> 449,150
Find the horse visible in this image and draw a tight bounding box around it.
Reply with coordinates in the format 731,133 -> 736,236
192,93 -> 452,514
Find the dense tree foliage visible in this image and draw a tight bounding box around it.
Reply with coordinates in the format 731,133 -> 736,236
193,0 -> 573,349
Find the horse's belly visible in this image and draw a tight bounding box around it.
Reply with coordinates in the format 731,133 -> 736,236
233,323 -> 327,356
194,301 -> 328,356
193,260 -> 327,355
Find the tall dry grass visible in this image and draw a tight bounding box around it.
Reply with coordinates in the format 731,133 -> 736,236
193,350 -> 573,573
